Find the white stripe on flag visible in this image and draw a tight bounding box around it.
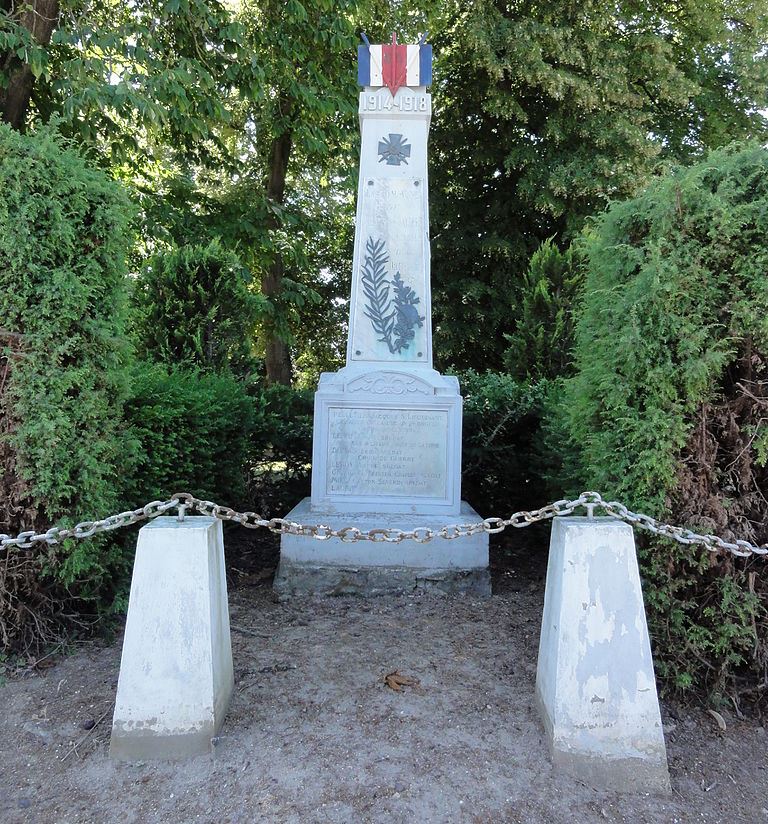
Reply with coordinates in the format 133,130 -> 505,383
369,45 -> 383,86
406,45 -> 420,86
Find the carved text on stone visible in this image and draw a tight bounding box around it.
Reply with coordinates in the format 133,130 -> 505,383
326,407 -> 448,498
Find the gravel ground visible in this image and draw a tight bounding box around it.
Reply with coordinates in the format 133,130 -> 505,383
1,532 -> 766,824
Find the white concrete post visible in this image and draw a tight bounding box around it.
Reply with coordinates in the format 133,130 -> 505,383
110,516 -> 234,760
536,517 -> 670,793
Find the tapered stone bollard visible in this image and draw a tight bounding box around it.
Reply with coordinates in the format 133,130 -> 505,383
110,516 -> 234,760
536,517 -> 670,793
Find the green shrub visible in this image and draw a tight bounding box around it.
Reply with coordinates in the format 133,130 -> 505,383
559,141 -> 768,701
124,371 -> 313,518
248,384 -> 314,515
0,124 -> 135,650
456,370 -> 553,516
123,364 -> 258,507
131,240 -> 263,375
503,238 -> 584,380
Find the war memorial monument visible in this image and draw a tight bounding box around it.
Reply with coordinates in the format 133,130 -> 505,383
108,34 -> 669,792
275,34 -> 491,596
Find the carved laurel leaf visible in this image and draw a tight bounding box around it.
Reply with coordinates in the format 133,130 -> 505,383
361,236 -> 396,352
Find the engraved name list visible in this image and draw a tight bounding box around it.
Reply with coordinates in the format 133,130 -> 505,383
326,407 -> 448,498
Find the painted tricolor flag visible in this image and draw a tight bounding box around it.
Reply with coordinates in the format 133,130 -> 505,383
358,32 -> 432,95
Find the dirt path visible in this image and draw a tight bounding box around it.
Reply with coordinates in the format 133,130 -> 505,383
1,536 -> 766,823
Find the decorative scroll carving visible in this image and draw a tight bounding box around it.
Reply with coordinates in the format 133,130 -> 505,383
346,372 -> 432,395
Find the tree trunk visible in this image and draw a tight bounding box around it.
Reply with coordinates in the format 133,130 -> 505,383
262,123 -> 294,386
262,257 -> 293,386
0,0 -> 59,131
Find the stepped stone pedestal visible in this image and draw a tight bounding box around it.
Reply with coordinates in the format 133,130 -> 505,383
275,38 -> 489,597
276,499 -> 490,597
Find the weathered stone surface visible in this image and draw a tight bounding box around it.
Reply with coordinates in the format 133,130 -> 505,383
310,369 -> 462,515
110,517 -> 233,761
274,562 -> 490,599
348,87 -> 433,366
535,517 -> 670,793
276,498 -> 490,597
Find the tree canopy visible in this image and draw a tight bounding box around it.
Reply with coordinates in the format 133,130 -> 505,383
428,0 -> 768,369
2,0 -> 767,379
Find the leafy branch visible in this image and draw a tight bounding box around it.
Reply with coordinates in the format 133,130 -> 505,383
391,271 -> 424,353
361,236 -> 395,353
361,237 -> 424,355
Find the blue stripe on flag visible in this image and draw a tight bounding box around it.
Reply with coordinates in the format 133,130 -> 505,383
419,44 -> 432,86
358,45 -> 370,86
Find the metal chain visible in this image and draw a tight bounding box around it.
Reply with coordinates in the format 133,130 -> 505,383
0,499 -> 182,550
1,491 -> 767,558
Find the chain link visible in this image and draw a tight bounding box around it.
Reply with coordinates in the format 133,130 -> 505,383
0,498 -> 181,550
1,490 -> 768,558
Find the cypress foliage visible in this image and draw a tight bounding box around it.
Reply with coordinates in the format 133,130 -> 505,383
131,240 -> 261,375
560,142 -> 768,699
503,239 -> 583,380
0,125 -> 136,650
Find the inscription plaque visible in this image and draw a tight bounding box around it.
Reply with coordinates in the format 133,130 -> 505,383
326,406 -> 448,498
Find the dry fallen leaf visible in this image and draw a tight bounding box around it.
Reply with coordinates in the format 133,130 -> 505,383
384,670 -> 419,691
707,709 -> 727,731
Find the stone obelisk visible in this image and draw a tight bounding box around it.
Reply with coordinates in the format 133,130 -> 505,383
275,34 -> 490,596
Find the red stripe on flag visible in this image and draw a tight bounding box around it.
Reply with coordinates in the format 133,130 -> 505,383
382,42 -> 408,95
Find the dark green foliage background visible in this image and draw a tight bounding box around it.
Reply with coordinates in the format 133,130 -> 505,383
249,385 -> 314,516
458,371 -> 553,517
123,365 -> 257,508
428,0 -> 768,370
131,240 -> 262,375
502,239 -> 583,380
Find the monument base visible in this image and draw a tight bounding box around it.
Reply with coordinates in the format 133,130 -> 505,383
274,498 -> 490,598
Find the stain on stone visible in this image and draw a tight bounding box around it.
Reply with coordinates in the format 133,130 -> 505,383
576,538 -> 647,705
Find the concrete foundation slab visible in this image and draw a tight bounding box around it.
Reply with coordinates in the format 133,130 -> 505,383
535,517 -> 670,793
110,517 -> 234,761
275,497 -> 490,597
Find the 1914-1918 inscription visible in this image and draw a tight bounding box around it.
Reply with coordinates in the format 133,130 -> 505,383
326,407 -> 448,498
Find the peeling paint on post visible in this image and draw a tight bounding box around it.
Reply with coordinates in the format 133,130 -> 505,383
536,517 -> 670,793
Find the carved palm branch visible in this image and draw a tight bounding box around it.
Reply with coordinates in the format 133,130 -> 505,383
361,237 -> 396,353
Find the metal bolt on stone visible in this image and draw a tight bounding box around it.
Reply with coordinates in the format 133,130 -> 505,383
1,490 -> 768,558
